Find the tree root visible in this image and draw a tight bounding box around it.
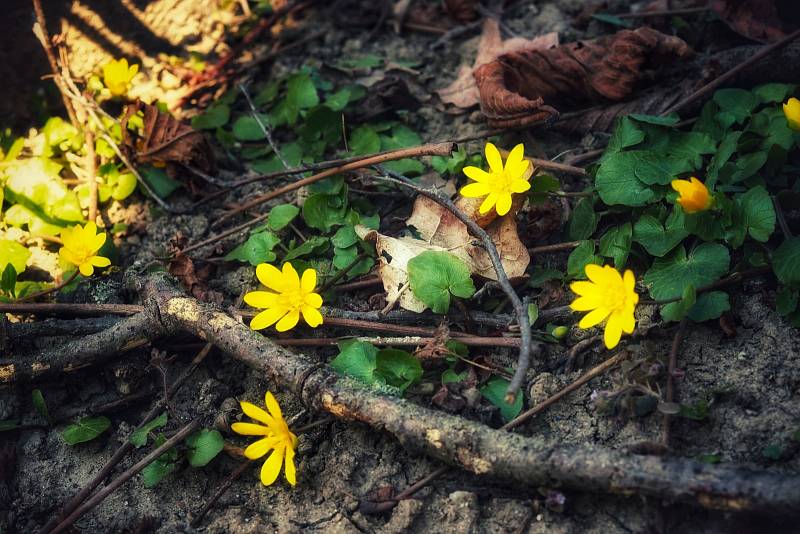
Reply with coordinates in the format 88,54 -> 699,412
18,272 -> 800,514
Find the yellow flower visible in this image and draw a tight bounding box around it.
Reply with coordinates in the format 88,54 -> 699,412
244,262 -> 323,332
570,264 -> 638,349
783,97 -> 800,131
102,58 -> 139,97
671,177 -> 712,214
232,391 -> 298,486
460,142 -> 530,216
59,222 -> 111,277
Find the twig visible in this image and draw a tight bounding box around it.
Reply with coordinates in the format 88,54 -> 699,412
498,149 -> 587,177
528,241 -> 583,255
85,130 -> 98,223
15,271 -> 78,303
271,335 -> 522,348
238,83 -> 290,169
210,142 -> 454,228
0,302 -> 143,316
662,319 -> 688,447
189,460 -> 252,527
48,419 -> 201,534
662,27 -> 800,116
330,276 -> 383,293
31,0 -> 78,126
380,281 -> 409,315
563,334 -> 602,373
372,167 -> 538,402
615,6 -> 709,18
317,252 -> 369,293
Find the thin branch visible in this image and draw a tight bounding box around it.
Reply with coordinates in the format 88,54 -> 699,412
31,0 -> 78,125
15,270 -> 78,303
85,130 -> 98,223
662,319 -> 688,447
372,167 -> 538,402
528,241 -> 583,255
238,83 -> 290,169
0,302 -> 143,316
271,335 -> 522,348
49,419 -> 201,534
662,27 -> 800,116
317,252 -> 369,293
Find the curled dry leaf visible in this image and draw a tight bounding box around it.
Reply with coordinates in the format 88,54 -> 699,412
122,101 -> 216,174
356,186 -> 531,313
473,27 -> 692,128
437,18 -> 559,109
710,0 -> 797,43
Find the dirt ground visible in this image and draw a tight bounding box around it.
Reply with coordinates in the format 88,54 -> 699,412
2,1 -> 799,533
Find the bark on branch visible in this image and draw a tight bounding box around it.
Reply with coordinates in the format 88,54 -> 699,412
19,272 -> 800,514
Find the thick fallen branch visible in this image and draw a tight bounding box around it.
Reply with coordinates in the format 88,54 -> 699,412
42,272 -> 787,514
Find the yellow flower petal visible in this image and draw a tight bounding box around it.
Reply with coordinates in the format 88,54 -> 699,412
300,269 -> 317,293
510,178 -> 531,193
231,422 -> 273,436
256,263 -> 286,292
304,292 -> 323,308
505,143 -> 525,171
244,291 -> 279,309
260,445 -> 285,486
569,280 -> 596,296
495,192 -> 513,216
484,142 -> 503,174
570,295 -> 603,312
584,264 -> 607,285
59,247 -> 81,267
250,307 -> 287,330
578,307 -> 611,329
275,309 -> 300,332
619,310 -> 636,334
479,192 -> 497,215
284,444 -> 297,486
623,270 -> 636,293
79,263 -> 94,277
240,401 -> 275,427
603,313 -> 624,349
244,435 -> 282,459
784,97 -> 800,131
282,262 -> 300,289
92,231 -> 107,251
90,256 -> 111,268
301,305 -> 323,328
463,166 -> 492,183
460,182 -> 491,197
264,391 -> 283,421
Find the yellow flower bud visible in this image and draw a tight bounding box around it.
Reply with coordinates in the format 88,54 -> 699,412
670,177 -> 712,214
783,97 -> 800,132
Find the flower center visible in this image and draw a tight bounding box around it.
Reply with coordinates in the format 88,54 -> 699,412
277,287 -> 308,312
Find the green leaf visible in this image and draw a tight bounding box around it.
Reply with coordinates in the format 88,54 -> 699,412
61,416 -> 111,445
567,240 -> 602,279
1,264 -> 17,296
753,83 -> 795,104
604,117 -> 645,155
325,88 -> 353,111
185,428 -> 225,467
776,287 -> 798,316
730,151 -> 767,183
598,223 -> 632,268
142,435 -> 179,488
380,125 -> 423,175
591,13 -> 633,27
679,399 -> 710,421
109,171 -> 137,200
737,186 -> 775,242
303,193 -> 348,232
0,240 -> 30,275
707,131 -> 741,187
660,284 -> 696,322
687,291 -> 730,322
270,73 -> 320,126
749,107 -> 795,150
632,209 -> 688,257
762,443 -> 783,460
268,204 -> 300,231
129,412 -> 168,448
643,243 -> 730,300
408,251 -> 476,314
331,340 -> 381,385
595,151 -> 655,206
713,88 -> 757,125
336,54 -> 382,70
528,174 -> 560,203
191,104 -> 230,130
224,231 -> 280,265
629,113 -> 680,126
0,420 -> 19,432
527,303 -> 539,325
375,349 -> 422,392
139,165 -> 181,199
32,389 -> 49,421
480,377 -> 523,423
283,235 -> 329,261
232,114 -> 270,140
350,126 -> 381,155
772,238 -> 800,286
566,197 -> 598,240
332,225 -> 360,249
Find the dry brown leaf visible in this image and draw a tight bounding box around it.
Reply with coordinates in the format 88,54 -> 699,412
710,0 -> 796,43
358,190 -> 530,313
122,101 -> 215,174
444,0 -> 478,23
473,27 -> 692,128
437,19 -> 559,109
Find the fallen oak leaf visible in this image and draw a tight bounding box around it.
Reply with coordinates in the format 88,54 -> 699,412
122,101 -> 216,175
437,18 -> 558,109
474,27 -> 692,128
